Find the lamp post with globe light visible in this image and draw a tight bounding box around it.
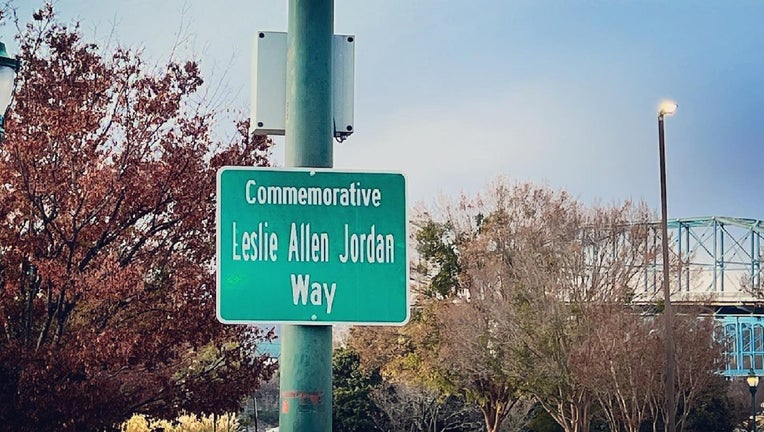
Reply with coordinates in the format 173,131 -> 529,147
0,41 -> 20,141
748,370 -> 760,432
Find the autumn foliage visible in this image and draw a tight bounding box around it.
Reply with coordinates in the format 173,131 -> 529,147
0,5 -> 274,430
352,180 -> 725,432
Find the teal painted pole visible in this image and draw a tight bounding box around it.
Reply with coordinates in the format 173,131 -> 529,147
285,0 -> 334,168
279,0 -> 334,431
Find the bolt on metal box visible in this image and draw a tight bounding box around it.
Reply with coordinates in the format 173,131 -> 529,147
251,31 -> 355,138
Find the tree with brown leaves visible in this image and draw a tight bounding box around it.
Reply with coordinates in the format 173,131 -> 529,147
356,178 -> 722,432
0,5 -> 274,430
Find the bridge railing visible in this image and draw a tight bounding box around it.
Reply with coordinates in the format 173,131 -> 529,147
634,217 -> 763,306
718,315 -> 764,376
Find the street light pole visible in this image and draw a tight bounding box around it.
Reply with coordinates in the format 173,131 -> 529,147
658,100 -> 678,432
748,370 -> 760,432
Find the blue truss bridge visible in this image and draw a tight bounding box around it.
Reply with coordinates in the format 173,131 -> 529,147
635,216 -> 764,377
258,216 -> 764,374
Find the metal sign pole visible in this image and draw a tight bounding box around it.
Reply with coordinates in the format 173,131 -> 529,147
279,0 -> 334,430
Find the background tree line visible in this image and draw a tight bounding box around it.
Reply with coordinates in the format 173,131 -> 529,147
340,179 -> 744,432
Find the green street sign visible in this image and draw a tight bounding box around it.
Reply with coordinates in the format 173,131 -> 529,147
216,167 -> 409,325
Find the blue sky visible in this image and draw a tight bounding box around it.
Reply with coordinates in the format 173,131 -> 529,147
8,1 -> 764,220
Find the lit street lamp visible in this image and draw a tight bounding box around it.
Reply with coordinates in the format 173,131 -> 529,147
0,41 -> 20,140
748,369 -> 760,432
658,99 -> 677,432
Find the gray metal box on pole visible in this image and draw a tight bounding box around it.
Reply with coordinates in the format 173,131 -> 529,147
250,31 -> 355,139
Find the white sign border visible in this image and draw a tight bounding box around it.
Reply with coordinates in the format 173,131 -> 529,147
215,166 -> 410,326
